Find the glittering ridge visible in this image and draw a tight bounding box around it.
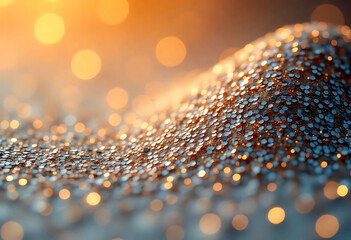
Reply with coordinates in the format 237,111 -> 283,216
123,23 -> 351,186
1,23 -> 351,196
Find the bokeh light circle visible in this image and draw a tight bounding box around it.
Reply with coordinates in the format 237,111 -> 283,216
267,207 -> 285,224
1,221 -> 24,240
71,49 -> 102,80
86,192 -> 101,206
232,214 -> 249,231
311,4 -> 345,25
315,214 -> 339,238
199,213 -> 221,235
106,88 -> 129,110
156,36 -> 186,67
34,13 -> 65,45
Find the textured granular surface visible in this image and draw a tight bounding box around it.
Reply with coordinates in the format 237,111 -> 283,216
0,23 -> 351,240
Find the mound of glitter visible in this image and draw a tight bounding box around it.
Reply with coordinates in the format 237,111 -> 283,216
1,23 -> 351,196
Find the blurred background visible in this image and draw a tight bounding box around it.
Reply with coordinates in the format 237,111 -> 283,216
0,0 -> 350,131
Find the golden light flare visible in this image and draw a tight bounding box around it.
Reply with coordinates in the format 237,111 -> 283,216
0,0 -> 13,7
337,185 -> 348,197
85,192 -> 101,206
103,181 -> 111,188
199,213 -> 221,235
10,120 -> 19,129
98,0 -> 129,25
213,182 -> 222,192
108,113 -> 122,126
33,120 -> 43,129
34,13 -> 65,45
232,173 -> 241,181
71,49 -> 102,80
156,37 -> 186,67
58,189 -> 71,200
315,214 -> 339,239
6,175 -> 13,182
267,207 -> 285,224
74,122 -> 86,133
0,221 -> 24,240
232,214 -> 248,231
106,88 -> 128,110
311,4 -> 345,25
18,179 -> 27,186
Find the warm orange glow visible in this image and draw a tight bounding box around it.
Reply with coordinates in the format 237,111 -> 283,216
10,120 -> 19,129
106,88 -> 128,110
232,214 -> 248,231
86,192 -> 101,206
125,55 -> 154,83
267,182 -> 277,192
6,175 -> 13,182
184,178 -> 191,185
98,0 -> 129,25
103,181 -> 111,188
108,113 -> 122,126
213,182 -> 222,192
71,50 -> 101,80
199,213 -> 221,235
59,189 -> 71,200
156,37 -> 186,67
33,120 -> 43,129
232,173 -> 241,181
18,179 -> 27,186
164,182 -> 173,190
315,214 -> 339,238
0,42 -> 17,71
337,185 -> 348,197
34,13 -> 65,45
0,0 -> 13,7
267,207 -> 285,224
212,64 -> 223,74
74,122 -> 86,133
43,188 -> 54,198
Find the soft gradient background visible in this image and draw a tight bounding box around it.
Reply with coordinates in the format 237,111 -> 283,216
0,0 -> 350,129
